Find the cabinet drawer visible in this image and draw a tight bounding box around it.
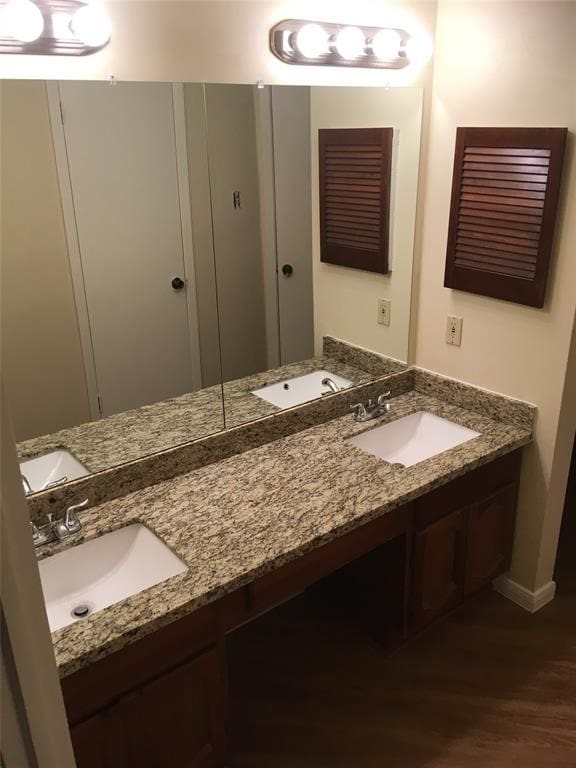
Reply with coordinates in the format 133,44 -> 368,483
248,504 -> 411,617
415,450 -> 521,529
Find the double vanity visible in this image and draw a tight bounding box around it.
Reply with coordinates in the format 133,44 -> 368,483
31,367 -> 534,768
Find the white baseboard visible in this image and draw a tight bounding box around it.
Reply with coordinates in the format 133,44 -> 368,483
493,575 -> 556,613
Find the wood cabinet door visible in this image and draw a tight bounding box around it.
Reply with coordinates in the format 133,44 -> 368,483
72,647 -> 227,768
70,712 -> 111,768
465,483 -> 517,595
411,507 -> 466,632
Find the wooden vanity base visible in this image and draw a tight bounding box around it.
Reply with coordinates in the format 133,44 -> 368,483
62,450 -> 521,768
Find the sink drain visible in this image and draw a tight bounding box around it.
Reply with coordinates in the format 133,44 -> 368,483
71,604 -> 92,619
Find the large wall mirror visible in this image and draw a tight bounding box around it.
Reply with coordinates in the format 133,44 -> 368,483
1,80 -> 423,496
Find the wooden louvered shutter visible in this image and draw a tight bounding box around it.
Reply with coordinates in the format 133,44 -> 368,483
319,127 -> 392,274
444,127 -> 567,308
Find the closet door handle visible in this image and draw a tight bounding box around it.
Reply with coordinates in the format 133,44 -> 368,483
171,277 -> 185,290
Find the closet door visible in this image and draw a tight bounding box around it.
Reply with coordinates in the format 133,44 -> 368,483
58,81 -> 199,416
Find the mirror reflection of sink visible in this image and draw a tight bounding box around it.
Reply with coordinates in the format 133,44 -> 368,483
38,524 -> 187,632
20,450 -> 89,494
346,411 -> 481,468
251,370 -> 353,409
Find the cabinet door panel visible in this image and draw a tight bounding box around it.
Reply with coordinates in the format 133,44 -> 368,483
465,483 -> 517,595
70,712 -> 111,768
72,647 -> 227,768
411,507 -> 466,631
111,647 -> 226,768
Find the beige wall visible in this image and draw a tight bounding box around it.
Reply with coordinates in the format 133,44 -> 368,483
414,0 -> 576,591
1,81 -> 90,441
311,87 -> 423,363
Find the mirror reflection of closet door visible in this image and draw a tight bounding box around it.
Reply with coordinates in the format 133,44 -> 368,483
204,84 -> 314,387
51,81 -> 202,418
271,86 -> 314,366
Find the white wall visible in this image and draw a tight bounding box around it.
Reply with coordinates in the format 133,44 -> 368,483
311,87 -> 423,362
414,0 -> 576,591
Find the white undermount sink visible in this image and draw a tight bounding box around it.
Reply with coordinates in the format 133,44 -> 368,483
38,524 -> 187,632
20,450 -> 89,494
252,370 -> 353,409
346,411 -> 481,468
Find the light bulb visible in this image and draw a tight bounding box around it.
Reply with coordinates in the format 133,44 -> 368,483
371,29 -> 401,60
404,33 -> 433,66
70,4 -> 112,48
334,26 -> 366,59
295,23 -> 329,58
0,0 -> 44,43
51,12 -> 72,40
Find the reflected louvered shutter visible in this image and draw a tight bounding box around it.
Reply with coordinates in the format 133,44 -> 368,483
319,127 -> 392,275
444,127 -> 567,308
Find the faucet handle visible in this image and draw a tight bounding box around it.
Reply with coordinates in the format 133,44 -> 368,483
377,391 -> 392,406
350,403 -> 367,421
64,498 -> 89,533
30,520 -> 40,544
31,515 -> 55,547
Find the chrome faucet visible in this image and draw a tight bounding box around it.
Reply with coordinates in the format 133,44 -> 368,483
30,499 -> 89,547
21,474 -> 33,495
350,391 -> 392,422
321,376 -> 340,394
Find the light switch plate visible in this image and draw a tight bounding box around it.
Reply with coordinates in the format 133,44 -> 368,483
446,315 -> 463,346
377,298 -> 391,326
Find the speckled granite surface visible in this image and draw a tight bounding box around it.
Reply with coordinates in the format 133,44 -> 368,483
323,336 -> 406,377
27,370 -> 412,523
222,354 -> 375,428
41,385 -> 534,679
19,354 -> 373,473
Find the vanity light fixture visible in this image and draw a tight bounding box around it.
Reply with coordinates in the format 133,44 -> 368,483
0,0 -> 44,42
270,19 -> 428,69
0,0 -> 111,55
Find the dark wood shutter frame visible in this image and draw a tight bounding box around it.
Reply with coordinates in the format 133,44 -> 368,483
444,127 -> 567,308
319,127 -> 392,274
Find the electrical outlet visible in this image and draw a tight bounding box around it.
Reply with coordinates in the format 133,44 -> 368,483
377,298 -> 391,326
446,315 -> 463,346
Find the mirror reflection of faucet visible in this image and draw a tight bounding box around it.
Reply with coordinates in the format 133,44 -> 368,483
321,376 -> 340,394
22,472 -> 70,495
21,474 -> 33,495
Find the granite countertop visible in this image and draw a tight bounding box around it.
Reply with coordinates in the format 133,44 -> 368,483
42,388 -> 532,679
18,354 -> 373,474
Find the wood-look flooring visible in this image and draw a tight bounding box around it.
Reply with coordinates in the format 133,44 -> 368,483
228,500 -> 576,767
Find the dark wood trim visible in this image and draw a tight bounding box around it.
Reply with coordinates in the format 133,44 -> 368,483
319,127 -> 392,274
444,127 -> 568,307
415,450 -> 522,530
248,503 -> 411,617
